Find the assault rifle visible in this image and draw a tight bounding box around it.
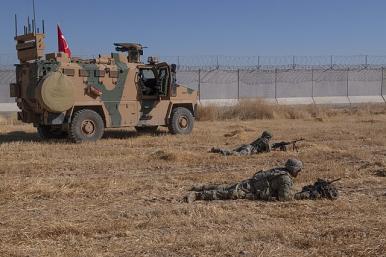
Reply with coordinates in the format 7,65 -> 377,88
297,178 -> 341,200
310,178 -> 341,192
271,138 -> 305,152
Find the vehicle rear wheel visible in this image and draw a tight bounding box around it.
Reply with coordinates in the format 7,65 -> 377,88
168,107 -> 194,134
135,126 -> 158,133
37,125 -> 67,139
69,109 -> 104,143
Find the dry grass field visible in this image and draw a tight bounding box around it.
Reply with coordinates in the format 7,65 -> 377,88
0,104 -> 386,257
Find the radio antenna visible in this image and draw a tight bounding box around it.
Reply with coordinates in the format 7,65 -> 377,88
32,0 -> 36,33
14,14 -> 18,37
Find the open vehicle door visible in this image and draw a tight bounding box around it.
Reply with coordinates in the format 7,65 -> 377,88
155,62 -> 171,97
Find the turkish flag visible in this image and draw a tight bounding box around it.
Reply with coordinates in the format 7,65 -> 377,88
57,25 -> 72,58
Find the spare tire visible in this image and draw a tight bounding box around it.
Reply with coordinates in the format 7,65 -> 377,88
39,71 -> 75,113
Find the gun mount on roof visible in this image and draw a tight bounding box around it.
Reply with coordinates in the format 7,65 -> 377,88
114,43 -> 144,63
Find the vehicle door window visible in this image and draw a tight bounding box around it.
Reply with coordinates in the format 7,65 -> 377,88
139,68 -> 157,96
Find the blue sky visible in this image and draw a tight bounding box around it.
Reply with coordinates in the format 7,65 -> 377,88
1,0 -> 386,57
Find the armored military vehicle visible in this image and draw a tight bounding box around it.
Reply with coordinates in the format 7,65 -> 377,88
10,32 -> 197,142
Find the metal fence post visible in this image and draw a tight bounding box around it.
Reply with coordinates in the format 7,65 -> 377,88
237,69 -> 240,101
381,67 -> 384,97
274,68 -> 277,101
292,56 -> 296,70
347,68 -> 350,103
311,68 -> 315,104
330,55 -> 333,69
198,69 -> 201,101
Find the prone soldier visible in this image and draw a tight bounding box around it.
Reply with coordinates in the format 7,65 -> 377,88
184,158 -> 303,203
209,131 -> 272,156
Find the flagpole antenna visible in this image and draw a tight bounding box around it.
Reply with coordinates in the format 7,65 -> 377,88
42,19 -> 45,34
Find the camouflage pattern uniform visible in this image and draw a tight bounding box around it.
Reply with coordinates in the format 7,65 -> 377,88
210,131 -> 272,156
186,159 -> 303,202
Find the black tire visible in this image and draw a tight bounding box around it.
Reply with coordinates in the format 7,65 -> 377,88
37,125 -> 67,139
69,109 -> 104,143
135,126 -> 158,133
168,107 -> 194,135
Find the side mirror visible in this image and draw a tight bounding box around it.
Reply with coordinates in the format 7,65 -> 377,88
171,64 -> 177,73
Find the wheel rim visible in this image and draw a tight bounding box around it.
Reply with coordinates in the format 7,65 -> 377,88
81,119 -> 96,136
178,116 -> 188,129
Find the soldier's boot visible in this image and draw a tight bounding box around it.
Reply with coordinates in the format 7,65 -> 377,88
184,192 -> 198,203
209,147 -> 221,153
209,147 -> 233,155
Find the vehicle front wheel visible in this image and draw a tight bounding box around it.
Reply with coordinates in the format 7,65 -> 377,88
168,107 -> 194,134
69,109 -> 104,143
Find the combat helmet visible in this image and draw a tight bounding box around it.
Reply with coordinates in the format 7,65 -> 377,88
261,131 -> 272,139
285,159 -> 303,173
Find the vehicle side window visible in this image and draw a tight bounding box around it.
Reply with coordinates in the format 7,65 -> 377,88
139,69 -> 157,96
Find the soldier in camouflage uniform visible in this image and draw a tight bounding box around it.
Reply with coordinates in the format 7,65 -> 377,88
210,131 -> 272,156
184,159 -> 303,203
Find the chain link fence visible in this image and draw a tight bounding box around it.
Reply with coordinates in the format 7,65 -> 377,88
175,68 -> 385,101
161,55 -> 386,103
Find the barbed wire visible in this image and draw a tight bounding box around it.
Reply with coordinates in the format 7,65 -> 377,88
161,55 -> 386,71
2,53 -> 386,71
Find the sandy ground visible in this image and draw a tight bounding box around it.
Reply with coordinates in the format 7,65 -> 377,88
0,114 -> 385,257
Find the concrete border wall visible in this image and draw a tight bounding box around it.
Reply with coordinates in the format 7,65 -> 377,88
199,70 -> 238,100
0,70 -> 15,103
176,68 -> 386,104
239,70 -> 276,99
